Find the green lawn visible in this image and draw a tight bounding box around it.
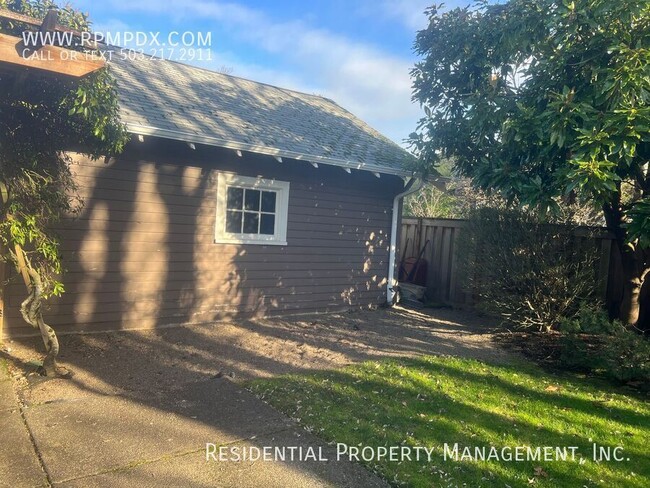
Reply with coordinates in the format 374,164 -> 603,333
248,356 -> 649,487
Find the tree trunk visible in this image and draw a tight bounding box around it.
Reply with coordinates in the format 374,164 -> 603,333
19,268 -> 60,376
603,201 -> 650,327
619,249 -> 644,326
14,245 -> 65,377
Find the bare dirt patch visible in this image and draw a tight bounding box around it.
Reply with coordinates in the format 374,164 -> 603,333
3,306 -> 512,406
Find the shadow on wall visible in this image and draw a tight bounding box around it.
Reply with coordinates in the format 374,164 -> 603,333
0,137 -> 401,337
2,54 -> 409,337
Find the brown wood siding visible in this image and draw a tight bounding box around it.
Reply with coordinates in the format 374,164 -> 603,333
2,139 -> 403,337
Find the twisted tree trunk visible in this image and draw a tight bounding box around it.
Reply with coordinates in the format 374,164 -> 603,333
14,244 -> 64,377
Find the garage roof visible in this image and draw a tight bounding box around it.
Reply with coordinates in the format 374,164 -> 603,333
109,54 -> 416,177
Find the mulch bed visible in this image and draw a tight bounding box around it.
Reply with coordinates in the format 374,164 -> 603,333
493,332 -> 650,393
493,331 -> 606,366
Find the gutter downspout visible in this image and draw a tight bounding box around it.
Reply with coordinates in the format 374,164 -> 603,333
387,177 -> 424,305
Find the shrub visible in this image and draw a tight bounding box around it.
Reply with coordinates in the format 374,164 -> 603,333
457,207 -> 599,331
559,305 -> 650,383
558,303 -> 618,335
604,329 -> 650,382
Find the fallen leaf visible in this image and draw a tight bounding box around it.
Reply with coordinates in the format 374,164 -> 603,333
534,466 -> 548,478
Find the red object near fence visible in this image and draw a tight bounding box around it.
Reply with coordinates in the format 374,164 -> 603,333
399,257 -> 428,286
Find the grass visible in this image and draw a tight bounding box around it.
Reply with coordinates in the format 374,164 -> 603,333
248,356 -> 649,487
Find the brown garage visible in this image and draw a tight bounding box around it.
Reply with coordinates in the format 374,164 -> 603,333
1,53 -> 418,337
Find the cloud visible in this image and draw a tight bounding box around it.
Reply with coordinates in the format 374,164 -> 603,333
373,0 -> 432,31
361,0 -> 478,31
79,0 -> 423,145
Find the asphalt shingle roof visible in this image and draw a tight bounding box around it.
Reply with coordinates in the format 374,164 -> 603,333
108,54 -> 415,176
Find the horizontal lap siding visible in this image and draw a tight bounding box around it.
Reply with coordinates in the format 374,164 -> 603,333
3,142 -> 401,336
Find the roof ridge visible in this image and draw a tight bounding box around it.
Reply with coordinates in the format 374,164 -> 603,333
103,44 -> 337,105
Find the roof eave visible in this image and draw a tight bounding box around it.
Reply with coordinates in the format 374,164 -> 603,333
126,123 -> 416,179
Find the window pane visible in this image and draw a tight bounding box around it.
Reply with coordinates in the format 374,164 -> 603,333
244,189 -> 261,211
225,211 -> 243,233
261,191 -> 277,212
227,187 -> 244,210
260,214 -> 275,235
243,212 -> 259,233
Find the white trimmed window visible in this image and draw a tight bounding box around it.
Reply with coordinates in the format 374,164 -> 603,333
215,173 -> 289,245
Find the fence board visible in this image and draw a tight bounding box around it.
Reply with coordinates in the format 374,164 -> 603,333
598,238 -> 612,298
448,227 -> 459,303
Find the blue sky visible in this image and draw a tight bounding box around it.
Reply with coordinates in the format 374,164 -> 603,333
70,1 -> 473,145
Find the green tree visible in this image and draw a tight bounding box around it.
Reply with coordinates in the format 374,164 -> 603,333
0,0 -> 127,375
411,0 -> 650,325
403,159 -> 461,218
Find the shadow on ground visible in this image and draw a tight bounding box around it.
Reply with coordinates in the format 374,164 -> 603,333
249,355 -> 650,487
2,307 -> 507,487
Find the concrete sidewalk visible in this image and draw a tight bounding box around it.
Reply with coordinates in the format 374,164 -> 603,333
1,359 -> 386,488
0,359 -> 47,487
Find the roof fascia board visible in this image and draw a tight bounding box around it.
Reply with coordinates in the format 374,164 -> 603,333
127,123 -> 415,178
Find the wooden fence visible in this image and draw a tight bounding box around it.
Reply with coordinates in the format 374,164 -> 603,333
399,218 -> 625,316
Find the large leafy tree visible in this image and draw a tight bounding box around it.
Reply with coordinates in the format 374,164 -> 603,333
411,0 -> 650,325
0,0 -> 127,374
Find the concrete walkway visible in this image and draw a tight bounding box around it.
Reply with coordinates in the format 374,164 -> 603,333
0,359 -> 47,487
0,358 -> 386,488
